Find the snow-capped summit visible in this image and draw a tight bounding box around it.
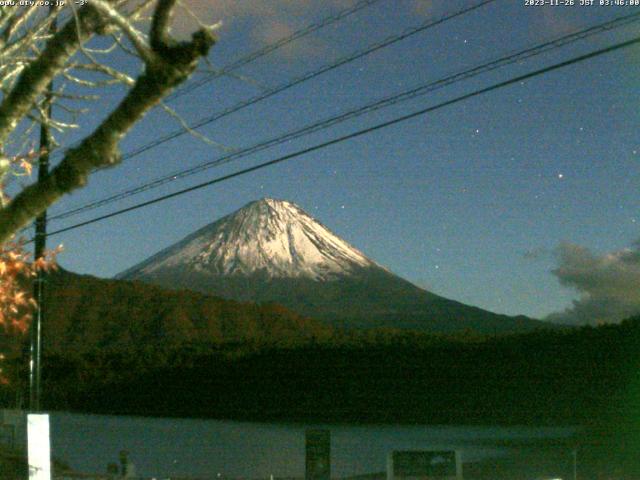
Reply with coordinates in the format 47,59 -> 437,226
119,198 -> 377,281
118,198 -> 548,334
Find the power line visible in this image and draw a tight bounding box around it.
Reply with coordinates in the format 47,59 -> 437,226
40,35 -> 640,240
46,0 -> 385,162
166,0 -> 386,102
17,0 -> 498,238
42,0 -> 498,224
49,11 -> 640,222
47,0 -> 497,220
98,0 -> 498,163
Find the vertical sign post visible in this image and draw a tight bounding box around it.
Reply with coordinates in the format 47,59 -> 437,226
27,413 -> 51,480
305,429 -> 330,480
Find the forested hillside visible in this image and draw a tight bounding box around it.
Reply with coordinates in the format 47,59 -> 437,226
25,316 -> 640,427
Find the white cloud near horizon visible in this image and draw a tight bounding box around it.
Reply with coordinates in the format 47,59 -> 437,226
545,240 -> 640,325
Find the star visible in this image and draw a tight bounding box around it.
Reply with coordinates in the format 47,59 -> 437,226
557,173 -> 564,179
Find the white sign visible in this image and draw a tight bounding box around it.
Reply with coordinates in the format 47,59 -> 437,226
387,450 -> 463,480
27,414 -> 51,480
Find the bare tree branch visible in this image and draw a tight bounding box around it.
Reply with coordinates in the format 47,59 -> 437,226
89,0 -> 155,64
150,0 -> 176,52
70,62 -> 136,86
0,1 -> 216,243
159,101 -> 236,152
0,5 -> 107,146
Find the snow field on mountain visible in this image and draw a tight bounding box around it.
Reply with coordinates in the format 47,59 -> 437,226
130,198 -> 376,280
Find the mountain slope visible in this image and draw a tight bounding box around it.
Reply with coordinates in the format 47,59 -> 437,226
118,198 -> 550,334
33,269 -> 333,356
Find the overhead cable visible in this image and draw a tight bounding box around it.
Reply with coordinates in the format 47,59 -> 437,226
167,0 -> 387,102
39,35 -> 640,239
50,11 -> 640,222
98,0 -> 498,163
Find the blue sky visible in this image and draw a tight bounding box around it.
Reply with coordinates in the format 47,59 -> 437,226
34,0 -> 640,322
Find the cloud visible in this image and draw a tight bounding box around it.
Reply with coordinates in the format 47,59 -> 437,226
250,19 -> 329,59
545,241 -> 640,325
164,0 -> 439,58
410,0 -> 435,17
522,246 -> 552,261
172,0 -> 351,56
538,8 -> 579,37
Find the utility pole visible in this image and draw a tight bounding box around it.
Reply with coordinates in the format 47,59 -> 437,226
29,9 -> 56,412
30,107 -> 51,412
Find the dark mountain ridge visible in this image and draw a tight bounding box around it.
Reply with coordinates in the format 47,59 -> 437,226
133,266 -> 541,333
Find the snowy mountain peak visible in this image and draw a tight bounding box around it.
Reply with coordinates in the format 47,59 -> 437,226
119,198 -> 378,281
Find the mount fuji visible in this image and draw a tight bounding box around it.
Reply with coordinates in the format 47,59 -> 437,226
118,198 -> 548,334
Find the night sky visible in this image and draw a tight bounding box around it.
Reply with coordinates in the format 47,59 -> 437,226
33,0 -> 640,323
